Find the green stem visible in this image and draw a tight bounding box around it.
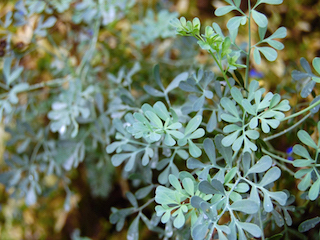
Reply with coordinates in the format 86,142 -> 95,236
244,3 -> 252,90
261,148 -> 293,164
0,76 -> 71,99
282,99 -> 320,121
209,50 -> 232,89
194,34 -> 232,89
263,112 -> 311,142
76,14 -> 101,77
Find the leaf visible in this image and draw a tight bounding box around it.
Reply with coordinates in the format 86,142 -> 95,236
227,16 -> 246,31
185,115 -> 202,136
42,16 -> 57,28
258,167 -> 281,187
252,10 -> 268,28
8,66 -> 24,85
153,64 -> 165,91
259,26 -> 267,40
297,130 -> 318,149
145,111 -> 162,128
215,5 -> 236,16
308,178 -> 320,201
135,185 -> 154,199
301,81 -> 315,98
258,47 -> 277,62
236,222 -> 261,238
247,155 -> 272,175
199,180 -> 223,195
300,57 -> 312,73
153,101 -> 169,121
126,192 -> 138,208
230,199 -> 259,214
207,111 -> 217,132
166,72 -> 188,93
143,85 -> 164,97
312,57 -> 320,75
293,144 -> 312,160
192,222 -> 209,239
3,57 -> 12,83
189,140 -> 202,158
127,215 -> 140,240
215,134 -> 232,167
182,178 -> 194,195
259,0 -> 283,4
298,216 -> 320,232
220,97 -> 239,118
268,26 -> 287,39
253,47 -> 262,65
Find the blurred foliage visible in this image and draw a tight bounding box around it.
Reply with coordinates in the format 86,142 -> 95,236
0,0 -> 319,239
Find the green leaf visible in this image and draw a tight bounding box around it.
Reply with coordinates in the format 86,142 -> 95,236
127,215 -> 140,240
258,167 -> 281,187
126,191 -> 138,208
252,10 -> 268,28
293,144 -> 312,160
189,139 -> 202,158
247,156 -> 272,175
258,47 -> 277,62
169,174 -> 182,192
145,111 -> 162,128
259,26 -> 268,40
185,115 -> 202,136
236,222 -> 261,238
204,138 -> 216,165
297,130 -> 318,149
143,85 -> 164,97
166,72 -> 189,93
182,178 -> 195,195
242,99 -> 256,115
268,191 -> 287,206
8,66 -> 24,85
268,26 -> 287,39
215,134 -> 233,167
135,185 -> 154,199
153,64 -> 165,91
298,216 -> 320,232
253,47 -> 262,64
263,194 -> 273,212
231,87 -> 244,105
227,16 -> 246,30
312,57 -> 320,75
215,5 -> 236,16
153,101 -> 169,121
224,167 -> 237,184
230,199 -> 259,214
220,97 -> 239,118
192,222 -> 209,239
308,178 -> 320,201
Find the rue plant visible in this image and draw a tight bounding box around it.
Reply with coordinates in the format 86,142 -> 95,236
109,0 -> 320,239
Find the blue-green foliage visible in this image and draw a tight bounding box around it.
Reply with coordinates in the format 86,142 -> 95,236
132,9 -> 178,46
1,0 -> 320,239
109,0 -> 320,239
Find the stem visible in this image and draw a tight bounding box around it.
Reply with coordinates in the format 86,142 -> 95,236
194,34 -> 232,89
0,76 -> 71,99
261,148 -> 294,164
282,99 -> 320,121
209,50 -> 232,89
244,1 -> 252,90
76,14 -> 101,77
263,112 -> 311,141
